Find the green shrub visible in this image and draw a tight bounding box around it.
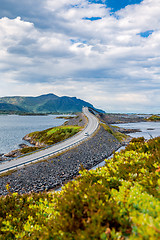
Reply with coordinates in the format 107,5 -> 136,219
0,137 -> 160,239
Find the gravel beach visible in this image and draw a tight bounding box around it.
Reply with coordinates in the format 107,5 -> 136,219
0,125 -> 122,196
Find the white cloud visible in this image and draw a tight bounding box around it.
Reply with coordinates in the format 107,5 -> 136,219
46,0 -> 82,11
0,0 -> 159,112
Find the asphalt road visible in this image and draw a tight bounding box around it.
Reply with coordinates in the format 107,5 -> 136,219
0,107 -> 99,173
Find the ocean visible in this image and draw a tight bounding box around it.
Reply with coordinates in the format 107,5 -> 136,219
0,115 -> 66,155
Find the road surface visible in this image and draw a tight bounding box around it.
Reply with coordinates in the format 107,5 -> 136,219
0,107 -> 99,173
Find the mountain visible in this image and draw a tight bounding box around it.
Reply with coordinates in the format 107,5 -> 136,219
0,103 -> 27,113
0,93 -> 104,114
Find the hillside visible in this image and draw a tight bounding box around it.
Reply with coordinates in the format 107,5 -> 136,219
0,103 -> 27,113
0,136 -> 160,239
0,93 -> 103,114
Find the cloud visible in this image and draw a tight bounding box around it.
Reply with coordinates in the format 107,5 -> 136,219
0,0 -> 159,112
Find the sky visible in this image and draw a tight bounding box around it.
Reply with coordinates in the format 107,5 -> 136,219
0,0 -> 160,113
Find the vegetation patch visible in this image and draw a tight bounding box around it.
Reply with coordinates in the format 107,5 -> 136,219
20,146 -> 42,155
0,137 -> 160,239
27,126 -> 81,146
55,116 -> 74,120
146,115 -> 160,121
101,123 -> 128,142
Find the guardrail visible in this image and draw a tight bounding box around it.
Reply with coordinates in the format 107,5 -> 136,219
9,124 -> 88,161
0,136 -> 89,173
0,108 -> 99,174
7,107 -> 90,160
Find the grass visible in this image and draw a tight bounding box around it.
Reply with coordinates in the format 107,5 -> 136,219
101,123 -> 128,142
0,136 -> 160,239
28,126 -> 81,146
17,125 -> 82,156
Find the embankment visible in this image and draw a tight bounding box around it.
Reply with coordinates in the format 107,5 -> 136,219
0,125 -> 123,195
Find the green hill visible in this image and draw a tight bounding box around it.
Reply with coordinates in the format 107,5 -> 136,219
0,103 -> 27,113
0,93 -> 103,114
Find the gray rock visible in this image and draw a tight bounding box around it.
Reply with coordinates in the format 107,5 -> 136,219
0,126 -> 123,196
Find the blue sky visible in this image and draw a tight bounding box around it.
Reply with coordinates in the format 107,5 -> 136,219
0,0 -> 159,113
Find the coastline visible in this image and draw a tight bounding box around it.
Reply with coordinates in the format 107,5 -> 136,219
0,112 -> 146,196
0,125 -> 123,195
0,112 -> 87,162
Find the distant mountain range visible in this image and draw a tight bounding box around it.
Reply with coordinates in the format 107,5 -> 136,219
0,93 -> 104,114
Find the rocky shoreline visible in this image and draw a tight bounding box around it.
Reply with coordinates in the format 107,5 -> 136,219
0,141 -> 42,162
0,111 -> 140,196
0,125 -> 125,196
0,113 -> 87,162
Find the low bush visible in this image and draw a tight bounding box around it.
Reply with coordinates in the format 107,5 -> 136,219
0,137 -> 160,239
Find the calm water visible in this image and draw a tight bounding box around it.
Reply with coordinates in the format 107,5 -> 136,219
112,122 -> 160,139
1,115 -> 160,156
0,115 -> 66,154
92,121 -> 160,170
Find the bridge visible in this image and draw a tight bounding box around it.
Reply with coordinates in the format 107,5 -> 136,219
88,107 -> 104,117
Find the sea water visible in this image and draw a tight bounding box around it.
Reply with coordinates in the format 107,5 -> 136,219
92,121 -> 160,170
0,115 -> 66,155
112,121 -> 160,139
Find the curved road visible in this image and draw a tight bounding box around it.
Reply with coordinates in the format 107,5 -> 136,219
0,107 -> 99,174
